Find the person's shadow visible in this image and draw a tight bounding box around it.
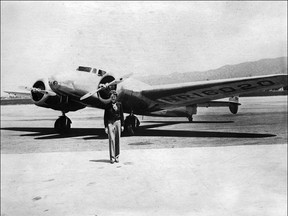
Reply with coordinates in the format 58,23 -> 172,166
89,159 -> 111,163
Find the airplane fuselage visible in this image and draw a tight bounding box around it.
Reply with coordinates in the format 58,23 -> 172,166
48,70 -> 156,115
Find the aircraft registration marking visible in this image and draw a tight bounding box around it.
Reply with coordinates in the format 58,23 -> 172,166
157,80 -> 275,104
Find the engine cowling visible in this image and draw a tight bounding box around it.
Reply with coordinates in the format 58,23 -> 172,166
97,75 -> 117,104
31,79 -> 55,105
31,79 -> 85,112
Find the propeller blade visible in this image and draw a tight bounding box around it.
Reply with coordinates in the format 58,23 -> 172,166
37,89 -> 57,96
19,86 -> 57,96
80,89 -> 98,101
80,73 -> 133,101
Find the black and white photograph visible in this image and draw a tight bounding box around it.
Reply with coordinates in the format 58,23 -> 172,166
1,1 -> 287,216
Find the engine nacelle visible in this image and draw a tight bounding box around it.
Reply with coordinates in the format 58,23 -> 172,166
31,79 -> 86,112
97,74 -> 117,104
31,79 -> 53,105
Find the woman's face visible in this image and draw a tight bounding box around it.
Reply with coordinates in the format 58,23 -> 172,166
111,94 -> 117,103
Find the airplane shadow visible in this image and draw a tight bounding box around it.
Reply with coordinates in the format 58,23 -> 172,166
0,120 -> 276,140
142,120 -> 234,124
133,129 -> 275,138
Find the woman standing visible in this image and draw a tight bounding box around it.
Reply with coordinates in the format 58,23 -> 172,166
104,90 -> 124,163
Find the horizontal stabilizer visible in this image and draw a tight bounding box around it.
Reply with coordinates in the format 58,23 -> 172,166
198,101 -> 241,107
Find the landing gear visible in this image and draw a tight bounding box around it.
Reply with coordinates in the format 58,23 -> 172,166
186,105 -> 196,123
54,112 -> 72,133
229,103 -> 239,114
229,96 -> 239,114
124,113 -> 140,136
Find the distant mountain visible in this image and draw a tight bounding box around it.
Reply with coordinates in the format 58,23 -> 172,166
136,57 -> 287,85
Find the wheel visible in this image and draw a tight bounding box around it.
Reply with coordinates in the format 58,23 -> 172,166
124,114 -> 140,136
229,103 -> 238,114
54,116 -> 71,133
127,125 -> 135,136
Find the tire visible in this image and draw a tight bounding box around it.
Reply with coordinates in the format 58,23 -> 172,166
127,125 -> 135,136
54,116 -> 71,134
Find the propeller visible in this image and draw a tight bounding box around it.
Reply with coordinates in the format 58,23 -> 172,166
80,73 -> 133,101
19,86 -> 57,96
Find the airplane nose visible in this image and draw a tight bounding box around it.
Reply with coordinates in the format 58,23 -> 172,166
48,74 -> 66,90
48,76 -> 60,88
48,73 -> 75,91
51,80 -> 59,86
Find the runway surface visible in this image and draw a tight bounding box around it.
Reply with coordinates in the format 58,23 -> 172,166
1,96 -> 287,216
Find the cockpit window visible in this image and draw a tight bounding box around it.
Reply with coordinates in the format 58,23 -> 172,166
77,66 -> 92,72
98,69 -> 106,76
76,66 -> 107,76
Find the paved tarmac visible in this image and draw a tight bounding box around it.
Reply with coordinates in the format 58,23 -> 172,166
1,96 -> 287,216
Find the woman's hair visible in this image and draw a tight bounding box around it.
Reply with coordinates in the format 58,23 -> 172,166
110,90 -> 117,97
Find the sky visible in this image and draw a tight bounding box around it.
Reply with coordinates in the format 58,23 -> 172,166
1,1 -> 287,94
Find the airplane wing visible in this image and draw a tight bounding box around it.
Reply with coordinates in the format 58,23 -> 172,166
141,74 -> 287,108
4,91 -> 31,98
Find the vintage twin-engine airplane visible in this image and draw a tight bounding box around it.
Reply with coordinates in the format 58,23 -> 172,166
5,66 -> 287,134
